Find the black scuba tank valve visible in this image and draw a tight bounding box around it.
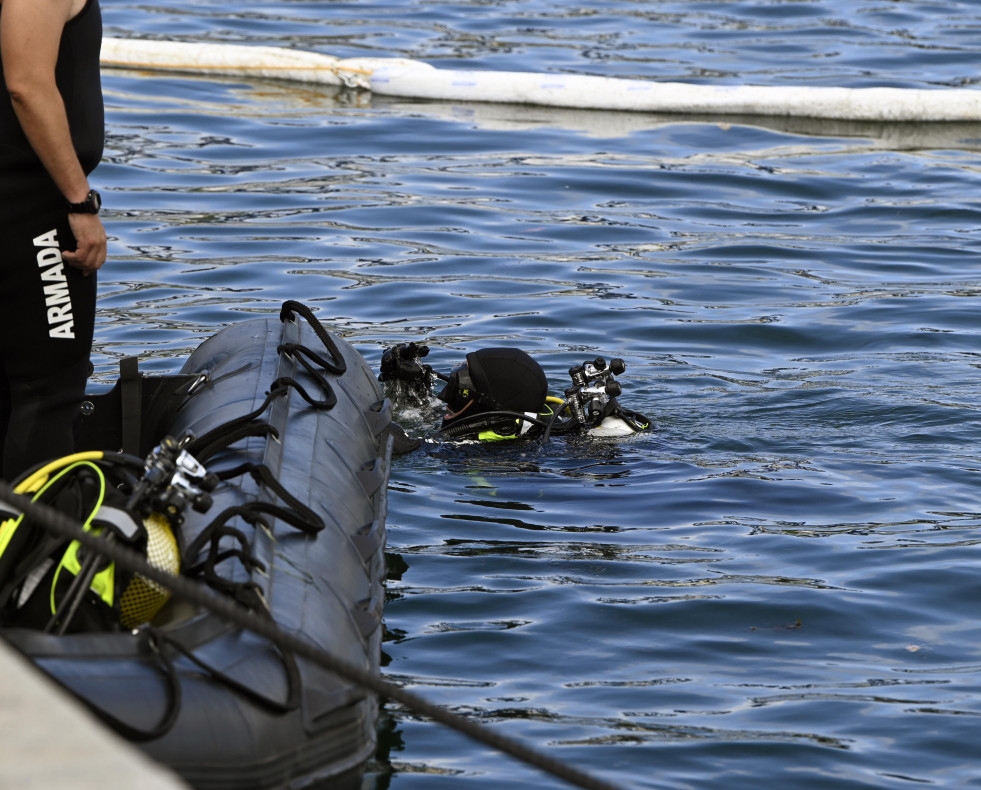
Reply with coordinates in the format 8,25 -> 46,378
127,433 -> 217,525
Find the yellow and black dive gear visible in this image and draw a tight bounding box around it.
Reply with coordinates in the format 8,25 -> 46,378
0,437 -> 214,634
379,342 -> 651,443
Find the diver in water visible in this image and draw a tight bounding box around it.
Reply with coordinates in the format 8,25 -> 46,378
379,342 -> 650,448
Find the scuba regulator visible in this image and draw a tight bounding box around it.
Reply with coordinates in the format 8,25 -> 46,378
126,434 -> 217,524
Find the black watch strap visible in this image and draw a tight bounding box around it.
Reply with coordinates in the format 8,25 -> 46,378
67,189 -> 102,214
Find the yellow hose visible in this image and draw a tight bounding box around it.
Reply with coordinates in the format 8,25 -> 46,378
14,451 -> 105,495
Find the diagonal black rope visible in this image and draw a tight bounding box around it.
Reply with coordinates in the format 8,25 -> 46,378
0,482 -> 625,790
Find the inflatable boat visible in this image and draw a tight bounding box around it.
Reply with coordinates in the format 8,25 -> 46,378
0,301 -> 393,790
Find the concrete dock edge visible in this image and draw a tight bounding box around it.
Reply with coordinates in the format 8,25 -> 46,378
0,637 -> 189,790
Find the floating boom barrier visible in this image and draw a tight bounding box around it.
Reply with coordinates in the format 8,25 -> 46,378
101,37 -> 981,122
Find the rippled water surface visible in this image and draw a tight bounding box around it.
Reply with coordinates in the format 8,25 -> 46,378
95,2 -> 981,788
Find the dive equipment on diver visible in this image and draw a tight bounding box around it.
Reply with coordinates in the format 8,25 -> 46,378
566,356 -> 625,427
379,341 -> 433,385
378,341 -> 651,442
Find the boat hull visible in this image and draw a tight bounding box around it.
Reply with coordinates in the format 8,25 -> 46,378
3,311 -> 392,789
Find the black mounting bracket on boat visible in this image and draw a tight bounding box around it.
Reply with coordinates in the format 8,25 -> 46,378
75,357 -> 205,458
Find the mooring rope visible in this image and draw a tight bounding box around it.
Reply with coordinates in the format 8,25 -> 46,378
0,482 -> 625,790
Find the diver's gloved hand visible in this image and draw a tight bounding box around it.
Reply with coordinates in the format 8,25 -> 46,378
379,342 -> 432,384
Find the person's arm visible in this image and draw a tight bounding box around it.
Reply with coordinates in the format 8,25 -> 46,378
1,0 -> 106,274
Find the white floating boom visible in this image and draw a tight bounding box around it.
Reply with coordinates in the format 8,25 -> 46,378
101,37 -> 981,122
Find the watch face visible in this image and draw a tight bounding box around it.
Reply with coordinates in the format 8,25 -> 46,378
70,190 -> 101,213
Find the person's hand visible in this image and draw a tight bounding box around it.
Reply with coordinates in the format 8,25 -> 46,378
63,212 -> 107,275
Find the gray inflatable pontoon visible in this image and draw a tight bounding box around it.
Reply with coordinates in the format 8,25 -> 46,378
0,302 -> 392,790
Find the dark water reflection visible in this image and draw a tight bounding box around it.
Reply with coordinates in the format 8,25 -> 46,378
94,2 -> 981,788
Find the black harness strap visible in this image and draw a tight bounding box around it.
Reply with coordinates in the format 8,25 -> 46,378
119,356 -> 142,456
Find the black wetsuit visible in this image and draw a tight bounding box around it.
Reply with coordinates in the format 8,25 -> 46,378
0,0 -> 103,478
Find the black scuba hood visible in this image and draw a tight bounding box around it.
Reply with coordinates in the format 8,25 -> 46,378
438,347 -> 548,424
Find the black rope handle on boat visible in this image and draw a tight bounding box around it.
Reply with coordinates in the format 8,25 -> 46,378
217,462 -> 323,534
174,484 -> 322,716
0,483 -> 625,790
187,300 -> 348,462
279,300 -> 346,376
273,300 -> 348,409
84,619 -> 301,741
183,391 -> 280,463
154,620 -> 302,715
86,627 -> 184,743
270,372 -> 336,410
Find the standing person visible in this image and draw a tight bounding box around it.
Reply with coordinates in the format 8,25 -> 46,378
0,0 -> 106,479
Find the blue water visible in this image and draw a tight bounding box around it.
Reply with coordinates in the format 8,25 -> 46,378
96,2 -> 981,788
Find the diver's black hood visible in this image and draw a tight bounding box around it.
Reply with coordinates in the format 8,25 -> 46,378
464,347 -> 548,414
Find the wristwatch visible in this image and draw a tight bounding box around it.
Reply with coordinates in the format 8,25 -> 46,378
67,189 -> 102,214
